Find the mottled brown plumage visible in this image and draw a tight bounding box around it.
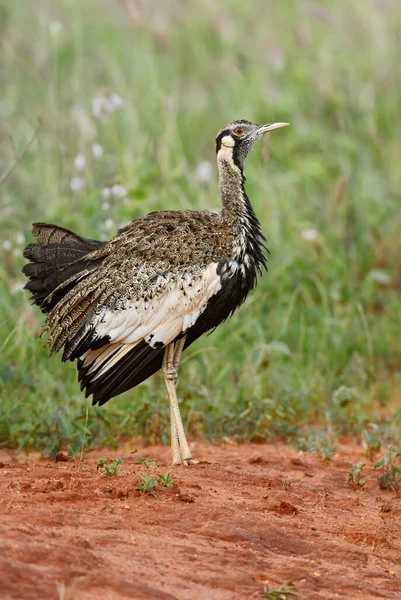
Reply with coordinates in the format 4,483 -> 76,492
46,209 -> 236,352
23,119 -> 289,464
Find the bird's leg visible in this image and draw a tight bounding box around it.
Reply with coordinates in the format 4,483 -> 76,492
162,340 -> 192,466
173,336 -> 186,373
162,346 -> 181,466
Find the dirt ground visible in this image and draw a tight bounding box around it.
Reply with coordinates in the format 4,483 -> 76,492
1,439 -> 401,600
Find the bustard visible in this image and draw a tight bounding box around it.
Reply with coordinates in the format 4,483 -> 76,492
23,120 -> 289,465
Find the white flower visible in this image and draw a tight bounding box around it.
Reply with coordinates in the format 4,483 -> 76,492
92,143 -> 104,158
103,97 -> 115,114
70,177 -> 85,192
10,281 -> 25,294
194,160 -> 213,182
112,184 -> 128,198
74,154 -> 86,171
2,240 -> 12,250
12,247 -> 22,257
92,92 -> 123,119
49,21 -> 63,38
301,228 -> 319,242
104,218 -> 115,230
102,184 -> 128,200
102,201 -> 110,211
110,93 -> 123,108
14,232 -> 25,245
92,96 -> 103,118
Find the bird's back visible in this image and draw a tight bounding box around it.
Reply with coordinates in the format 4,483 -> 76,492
109,208 -> 236,267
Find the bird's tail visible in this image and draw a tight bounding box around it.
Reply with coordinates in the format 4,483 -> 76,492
22,222 -> 106,314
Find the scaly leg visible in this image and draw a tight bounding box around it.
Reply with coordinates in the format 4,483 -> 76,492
162,338 -> 192,465
173,336 -> 186,372
162,348 -> 181,465
172,336 -> 187,462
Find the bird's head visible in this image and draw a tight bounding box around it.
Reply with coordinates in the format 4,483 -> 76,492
215,119 -> 289,171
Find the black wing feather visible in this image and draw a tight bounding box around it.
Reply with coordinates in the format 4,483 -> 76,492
22,223 -> 106,314
79,341 -> 165,406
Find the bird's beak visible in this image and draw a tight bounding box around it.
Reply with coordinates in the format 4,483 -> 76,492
257,122 -> 290,135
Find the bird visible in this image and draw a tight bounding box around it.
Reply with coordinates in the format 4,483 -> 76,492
22,119 -> 289,465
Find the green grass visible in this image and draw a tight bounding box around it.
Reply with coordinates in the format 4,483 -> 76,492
1,0 -> 401,457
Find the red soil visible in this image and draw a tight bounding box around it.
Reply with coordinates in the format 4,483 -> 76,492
0,439 -> 400,600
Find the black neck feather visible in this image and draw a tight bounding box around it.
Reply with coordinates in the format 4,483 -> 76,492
218,153 -> 268,273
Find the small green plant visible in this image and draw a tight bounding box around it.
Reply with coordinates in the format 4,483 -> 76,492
135,456 -> 174,494
137,473 -> 158,495
374,447 -> 401,492
97,457 -> 109,469
136,456 -> 158,469
296,430 -> 337,462
363,424 -> 382,460
157,472 -> 174,488
262,579 -> 304,599
97,457 -> 123,476
347,462 -> 367,487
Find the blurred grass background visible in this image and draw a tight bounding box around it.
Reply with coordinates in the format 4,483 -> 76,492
1,0 -> 401,458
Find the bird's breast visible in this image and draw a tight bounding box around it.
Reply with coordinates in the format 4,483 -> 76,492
219,253 -> 256,284
218,255 -> 258,302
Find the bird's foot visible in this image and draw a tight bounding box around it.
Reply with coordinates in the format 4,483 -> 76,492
170,444 -> 193,466
172,452 -> 196,467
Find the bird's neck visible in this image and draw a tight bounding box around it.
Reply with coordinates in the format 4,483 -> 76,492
217,147 -> 267,268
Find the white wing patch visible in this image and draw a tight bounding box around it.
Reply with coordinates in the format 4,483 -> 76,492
90,343 -> 136,381
81,263 -> 221,373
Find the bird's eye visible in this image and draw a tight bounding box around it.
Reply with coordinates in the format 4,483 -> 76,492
234,127 -> 245,136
